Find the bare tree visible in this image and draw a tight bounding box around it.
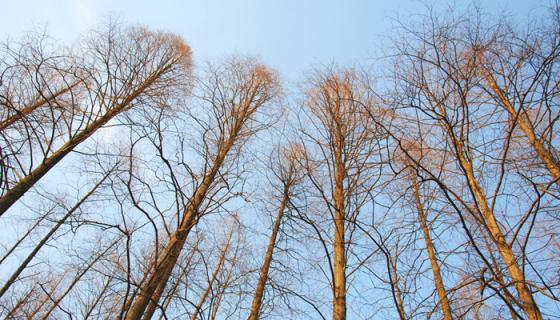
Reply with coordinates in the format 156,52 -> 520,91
408,168 -> 453,320
376,5 -> 560,318
248,143 -> 304,320
477,6 -> 560,187
296,68 -> 385,320
0,24 -> 192,216
124,58 -> 280,319
388,141 -> 454,319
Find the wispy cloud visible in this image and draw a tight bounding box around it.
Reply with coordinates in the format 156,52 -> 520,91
72,0 -> 95,31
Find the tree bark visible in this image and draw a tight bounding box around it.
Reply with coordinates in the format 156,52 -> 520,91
453,137 -> 542,320
484,74 -> 560,187
411,174 -> 453,320
248,191 -> 289,320
332,131 -> 346,320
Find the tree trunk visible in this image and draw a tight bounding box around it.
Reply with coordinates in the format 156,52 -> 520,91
248,191 -> 289,320
332,136 -> 346,320
484,75 -> 560,187
454,138 -> 542,320
126,211 -> 196,320
191,227 -> 233,320
123,61 -> 275,319
411,174 -> 453,320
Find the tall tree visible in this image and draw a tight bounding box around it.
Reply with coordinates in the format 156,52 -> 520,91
0,25 -> 192,216
124,59 -> 280,319
248,144 -> 303,320
298,68 -> 384,320
380,7 -> 555,318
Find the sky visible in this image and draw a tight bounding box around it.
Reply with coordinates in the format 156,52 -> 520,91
0,0 -> 544,82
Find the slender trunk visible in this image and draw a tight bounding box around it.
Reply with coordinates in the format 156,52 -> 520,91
411,174 -> 453,320
480,230 -> 521,319
248,191 -> 289,320
190,228 -> 233,320
332,135 -> 346,320
389,254 -> 407,320
4,286 -> 35,319
83,277 -> 113,319
0,211 -> 48,264
126,211 -> 196,320
332,213 -> 346,320
454,138 -> 542,320
209,245 -> 238,320
428,86 -> 543,320
148,244 -> 199,320
27,275 -> 65,319
0,174 -> 108,299
120,263 -> 152,320
141,270 -> 174,320
156,271 -> 183,320
484,75 -> 560,186
124,64 -> 271,319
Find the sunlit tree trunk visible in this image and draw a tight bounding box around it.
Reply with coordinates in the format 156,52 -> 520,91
332,136 -> 347,320
191,224 -> 234,320
454,139 -> 542,320
483,74 -> 560,187
410,173 -> 453,320
248,192 -> 288,320
299,69 -> 381,320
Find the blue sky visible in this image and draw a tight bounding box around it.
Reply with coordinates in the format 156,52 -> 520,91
0,0 -> 545,81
